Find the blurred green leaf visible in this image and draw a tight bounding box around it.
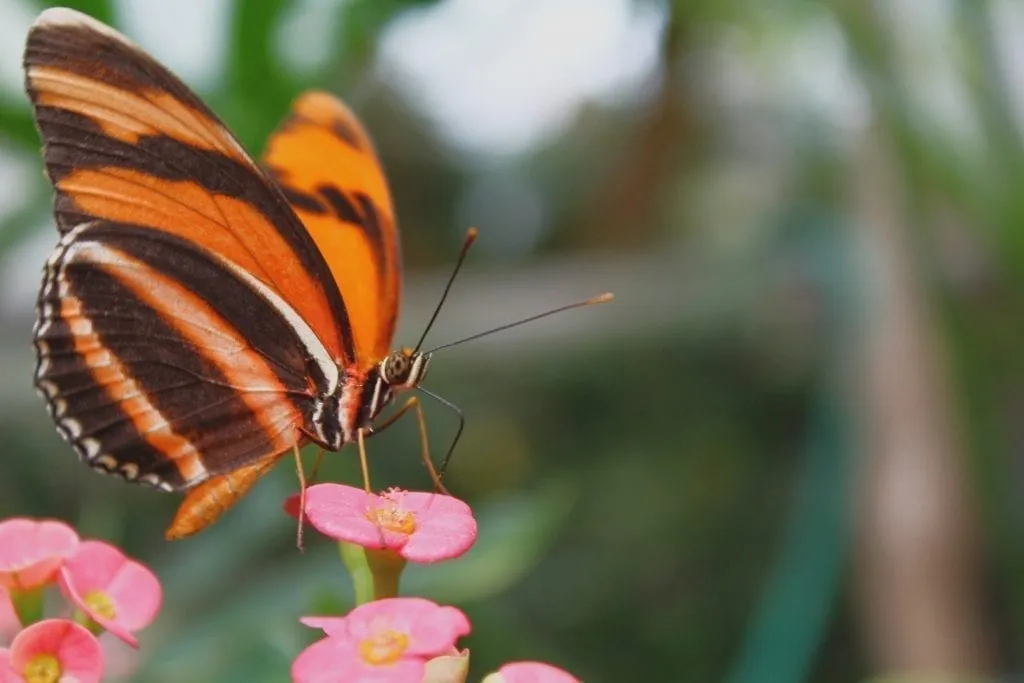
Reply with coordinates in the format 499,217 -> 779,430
0,192 -> 48,257
223,0 -> 293,149
0,100 -> 37,151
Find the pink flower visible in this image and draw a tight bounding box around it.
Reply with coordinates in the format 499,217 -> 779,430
0,588 -> 20,643
286,485 -> 477,563
0,519 -> 78,591
0,648 -> 15,681
3,619 -> 103,683
58,541 -> 161,648
292,597 -> 470,683
483,662 -> 581,683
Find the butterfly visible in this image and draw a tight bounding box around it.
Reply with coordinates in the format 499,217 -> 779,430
24,7 -> 436,539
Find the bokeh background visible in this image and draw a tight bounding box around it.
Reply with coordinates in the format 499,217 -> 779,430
0,0 -> 1021,681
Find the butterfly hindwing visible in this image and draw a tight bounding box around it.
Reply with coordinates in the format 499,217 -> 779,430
34,220 -> 338,492
23,7 -> 355,366
263,91 -> 402,368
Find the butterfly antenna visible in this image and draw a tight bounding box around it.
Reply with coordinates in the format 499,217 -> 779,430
414,227 -> 478,353
424,292 -> 614,354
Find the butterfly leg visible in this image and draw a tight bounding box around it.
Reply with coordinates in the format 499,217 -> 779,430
371,396 -> 450,495
357,427 -> 373,493
292,444 -> 308,551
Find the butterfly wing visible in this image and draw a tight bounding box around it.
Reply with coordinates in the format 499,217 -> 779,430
263,91 -> 402,368
23,8 -> 355,366
34,220 -> 339,493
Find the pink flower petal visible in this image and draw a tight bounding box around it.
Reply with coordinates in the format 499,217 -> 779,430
292,636 -> 353,683
0,588 -> 20,642
396,495 -> 477,563
0,647 -> 17,683
398,494 -> 473,519
283,495 -> 306,521
374,492 -> 476,562
58,540 -> 124,594
59,541 -> 162,648
0,519 -> 78,590
343,598 -> 470,658
404,606 -> 472,657
292,635 -> 424,683
496,662 -> 580,683
103,557 -> 162,631
299,616 -> 347,637
343,597 -> 441,636
303,485 -> 407,549
8,619 -> 104,683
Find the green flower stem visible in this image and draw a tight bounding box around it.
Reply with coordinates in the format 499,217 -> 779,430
340,542 -> 375,605
366,547 -> 406,600
71,608 -> 105,636
340,542 -> 407,604
10,586 -> 45,625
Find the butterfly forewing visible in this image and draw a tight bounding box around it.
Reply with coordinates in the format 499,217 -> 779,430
264,91 -> 402,368
23,7 -> 355,366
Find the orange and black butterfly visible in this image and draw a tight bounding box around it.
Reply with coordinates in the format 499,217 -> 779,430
24,7 -> 433,539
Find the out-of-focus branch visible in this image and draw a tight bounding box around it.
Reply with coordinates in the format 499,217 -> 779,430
566,5 -> 698,249
851,125 -> 993,675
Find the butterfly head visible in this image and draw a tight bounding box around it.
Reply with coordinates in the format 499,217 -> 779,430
357,348 -> 431,428
380,348 -> 431,391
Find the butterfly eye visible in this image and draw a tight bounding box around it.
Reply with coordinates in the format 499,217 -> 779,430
382,352 -> 411,384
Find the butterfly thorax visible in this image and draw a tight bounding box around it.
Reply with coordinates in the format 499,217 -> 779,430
309,348 -> 430,451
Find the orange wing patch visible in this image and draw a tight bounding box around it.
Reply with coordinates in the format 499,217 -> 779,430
57,167 -> 319,301
264,91 -> 402,368
30,64 -> 248,157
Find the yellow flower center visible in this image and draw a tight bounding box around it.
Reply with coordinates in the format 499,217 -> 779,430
84,589 -> 117,621
366,489 -> 417,535
23,653 -> 61,683
358,629 -> 410,665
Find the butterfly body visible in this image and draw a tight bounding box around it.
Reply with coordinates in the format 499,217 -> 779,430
308,347 -> 431,452
24,7 -> 423,537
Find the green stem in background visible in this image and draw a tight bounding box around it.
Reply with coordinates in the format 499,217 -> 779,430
340,542 -> 406,604
726,213 -> 856,683
70,608 -> 105,638
10,586 -> 46,626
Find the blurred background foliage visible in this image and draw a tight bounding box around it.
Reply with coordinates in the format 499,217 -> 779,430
0,0 -> 1021,681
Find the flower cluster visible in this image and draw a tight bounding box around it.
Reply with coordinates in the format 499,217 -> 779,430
1,488 -> 579,682
0,518 -> 161,683
288,484 -> 580,683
